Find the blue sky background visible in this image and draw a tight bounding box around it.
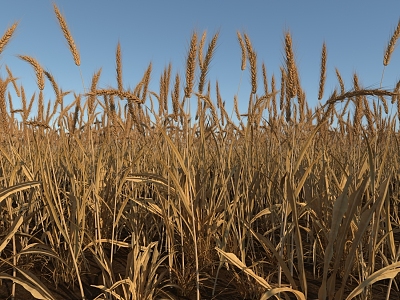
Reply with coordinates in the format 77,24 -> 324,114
1,0 -> 400,121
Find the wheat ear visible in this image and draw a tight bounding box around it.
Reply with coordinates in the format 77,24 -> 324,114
171,73 -> 180,121
160,63 -> 171,114
141,62 -> 152,103
237,32 -> 246,71
184,31 -> 197,98
318,42 -> 327,100
335,68 -> 345,94
0,22 -> 18,55
53,3 -> 80,66
284,31 -> 297,99
271,74 -> 277,117
38,90 -> 44,121
0,78 -> 9,135
88,69 -> 102,115
384,19 -> 400,66
198,31 -> 219,94
244,33 -> 257,94
18,55 -> 45,90
198,31 -> 207,70
116,41 -> 123,91
262,63 -> 268,95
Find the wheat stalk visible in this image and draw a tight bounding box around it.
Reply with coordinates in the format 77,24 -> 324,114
279,67 -> 286,111
5,65 -> 20,97
216,81 -> 225,126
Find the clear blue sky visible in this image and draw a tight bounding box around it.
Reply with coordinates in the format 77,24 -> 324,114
1,0 -> 400,120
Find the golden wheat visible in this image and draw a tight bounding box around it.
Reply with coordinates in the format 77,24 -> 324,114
171,73 -> 180,121
279,66 -> 286,111
237,31 -> 246,71
318,42 -> 327,100
184,32 -> 197,98
53,3 -> 80,66
198,31 -> 219,94
116,42 -> 123,92
384,18 -> 400,66
284,31 -> 297,99
5,65 -> 20,97
2,17 -> 400,300
141,62 -> 152,103
0,21 -> 18,55
88,69 -> 102,115
18,55 -> 45,91
335,67 -> 345,95
0,78 -> 9,135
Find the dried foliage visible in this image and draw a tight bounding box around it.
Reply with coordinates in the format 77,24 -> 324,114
1,12 -> 400,300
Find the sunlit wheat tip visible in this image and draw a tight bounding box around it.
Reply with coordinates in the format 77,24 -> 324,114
237,32 -> 246,71
53,3 -> 81,66
284,31 -> 297,99
116,41 -> 123,91
18,55 -> 45,90
318,42 -> 327,100
384,18 -> 400,66
335,68 -> 345,94
198,31 -> 218,94
0,21 -> 18,55
184,31 -> 197,98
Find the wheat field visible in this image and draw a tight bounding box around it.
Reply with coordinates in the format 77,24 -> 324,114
0,4 -> 400,300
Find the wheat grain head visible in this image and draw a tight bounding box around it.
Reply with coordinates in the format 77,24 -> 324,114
318,42 -> 327,100
18,55 -> 45,91
384,18 -> 400,66
0,22 -> 18,55
184,31 -> 197,98
53,3 -> 81,66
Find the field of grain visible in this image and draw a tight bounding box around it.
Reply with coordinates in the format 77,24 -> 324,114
0,4 -> 400,300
